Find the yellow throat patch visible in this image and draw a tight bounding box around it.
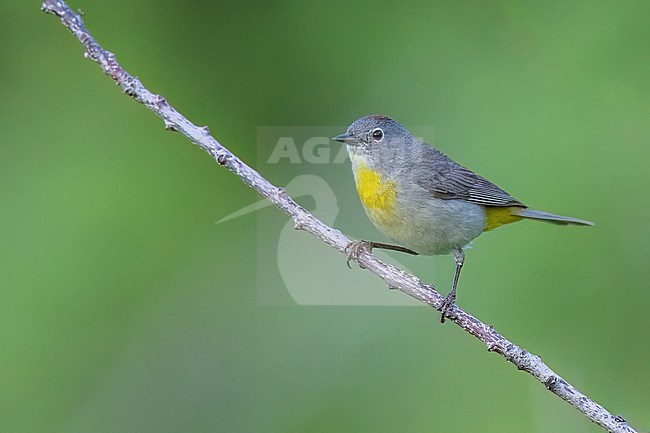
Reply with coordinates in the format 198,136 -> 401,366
354,166 -> 397,211
484,206 -> 523,231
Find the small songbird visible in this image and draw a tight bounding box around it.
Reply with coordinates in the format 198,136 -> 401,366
332,115 -> 593,322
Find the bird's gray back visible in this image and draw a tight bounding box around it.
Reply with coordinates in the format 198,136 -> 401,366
398,141 -> 524,208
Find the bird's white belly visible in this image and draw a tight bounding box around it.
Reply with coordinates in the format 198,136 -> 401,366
366,193 -> 487,256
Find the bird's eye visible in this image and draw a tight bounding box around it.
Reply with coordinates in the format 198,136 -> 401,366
371,128 -> 384,141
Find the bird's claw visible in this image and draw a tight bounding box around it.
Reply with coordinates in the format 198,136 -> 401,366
344,240 -> 373,269
440,292 -> 456,324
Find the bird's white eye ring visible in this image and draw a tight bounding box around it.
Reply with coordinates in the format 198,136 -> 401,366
371,128 -> 384,142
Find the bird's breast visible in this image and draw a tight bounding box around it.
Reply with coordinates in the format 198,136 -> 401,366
354,165 -> 397,212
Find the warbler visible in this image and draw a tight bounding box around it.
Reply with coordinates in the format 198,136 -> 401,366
332,115 -> 592,322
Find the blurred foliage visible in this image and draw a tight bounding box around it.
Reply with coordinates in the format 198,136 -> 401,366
1,1 -> 649,432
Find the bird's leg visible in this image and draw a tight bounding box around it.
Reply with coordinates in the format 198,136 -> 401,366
441,248 -> 465,323
344,240 -> 418,269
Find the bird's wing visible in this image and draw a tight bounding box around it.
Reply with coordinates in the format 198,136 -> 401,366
415,145 -> 525,207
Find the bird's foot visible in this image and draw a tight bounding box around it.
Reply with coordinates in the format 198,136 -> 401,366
440,291 -> 456,324
344,240 -> 374,269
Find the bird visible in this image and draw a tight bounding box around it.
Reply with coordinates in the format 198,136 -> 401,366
332,114 -> 593,322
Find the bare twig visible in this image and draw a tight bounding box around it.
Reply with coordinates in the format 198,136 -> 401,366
40,2 -> 638,432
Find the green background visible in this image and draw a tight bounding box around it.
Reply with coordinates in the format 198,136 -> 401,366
2,1 -> 649,432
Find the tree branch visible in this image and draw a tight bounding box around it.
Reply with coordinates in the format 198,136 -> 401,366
40,2 -> 638,432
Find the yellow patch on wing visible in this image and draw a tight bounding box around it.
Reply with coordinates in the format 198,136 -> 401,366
484,206 -> 523,231
355,166 -> 397,211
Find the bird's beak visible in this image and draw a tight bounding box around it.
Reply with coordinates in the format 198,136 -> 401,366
331,132 -> 360,145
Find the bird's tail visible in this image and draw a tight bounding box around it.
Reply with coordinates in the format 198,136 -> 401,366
516,208 -> 594,226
